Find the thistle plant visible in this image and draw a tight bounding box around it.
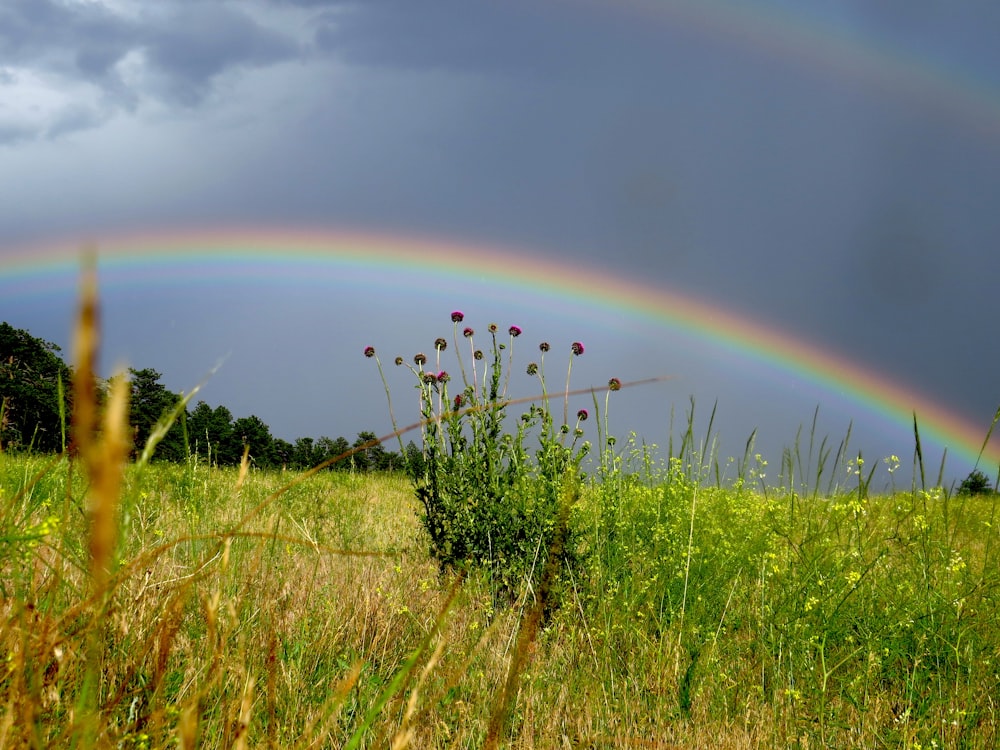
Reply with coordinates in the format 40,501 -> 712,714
367,312 -> 616,600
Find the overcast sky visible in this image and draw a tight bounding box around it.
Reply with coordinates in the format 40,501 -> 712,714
2,0 -> 999,487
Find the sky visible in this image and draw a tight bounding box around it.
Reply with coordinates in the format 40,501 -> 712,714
2,0 -> 999,489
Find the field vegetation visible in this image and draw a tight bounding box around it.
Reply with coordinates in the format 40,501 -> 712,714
2,273 -> 999,748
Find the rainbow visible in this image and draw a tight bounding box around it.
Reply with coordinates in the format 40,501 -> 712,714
2,226 -> 999,469
604,0 -> 1000,144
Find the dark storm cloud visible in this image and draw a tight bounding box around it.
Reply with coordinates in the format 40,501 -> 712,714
308,0 -> 650,77
0,0 -> 299,140
139,4 -> 300,104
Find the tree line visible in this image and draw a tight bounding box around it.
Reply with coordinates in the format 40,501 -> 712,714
0,321 -> 416,472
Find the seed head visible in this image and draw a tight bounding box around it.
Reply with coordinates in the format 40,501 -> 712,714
488,323 -> 498,333
434,337 -> 447,351
571,342 -> 585,356
394,356 -> 404,366
509,325 -> 522,337
577,408 -> 588,421
474,350 -> 484,360
451,311 -> 464,322
423,372 -> 437,384
363,346 -> 375,358
463,327 -> 474,338
608,377 -> 621,391
539,342 -> 550,352
414,353 -> 427,366
526,362 -> 538,376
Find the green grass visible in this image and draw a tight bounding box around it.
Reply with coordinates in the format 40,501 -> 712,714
2,445 -> 998,748
3,288 -> 997,747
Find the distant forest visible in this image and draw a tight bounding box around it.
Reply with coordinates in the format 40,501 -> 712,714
0,321 -> 415,471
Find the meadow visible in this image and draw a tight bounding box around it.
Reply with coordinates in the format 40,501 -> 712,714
2,432 -> 999,748
2,285 -> 999,748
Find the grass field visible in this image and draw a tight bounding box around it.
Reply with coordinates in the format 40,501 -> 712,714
2,444 -> 998,749
3,283 -> 998,748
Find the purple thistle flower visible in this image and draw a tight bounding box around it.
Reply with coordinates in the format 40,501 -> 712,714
463,327 -> 474,338
454,394 -> 464,408
509,325 -> 522,337
451,311 -> 464,322
608,377 -> 621,391
539,342 -> 550,352
414,353 -> 427,366
434,337 -> 447,351
437,371 -> 450,382
363,346 -> 375,358
571,342 -> 585,356
577,409 -> 588,421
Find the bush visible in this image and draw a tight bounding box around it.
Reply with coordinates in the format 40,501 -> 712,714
958,469 -> 995,495
366,313 -> 613,602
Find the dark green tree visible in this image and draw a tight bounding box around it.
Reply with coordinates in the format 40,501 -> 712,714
272,438 -> 293,469
188,401 -> 237,465
958,469 -> 995,496
128,368 -> 186,461
351,431 -> 384,472
403,440 -> 426,476
231,415 -> 274,468
316,436 -> 351,470
291,437 -> 324,469
0,322 -> 72,452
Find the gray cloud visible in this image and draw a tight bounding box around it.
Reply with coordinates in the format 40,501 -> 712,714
0,0 -> 301,139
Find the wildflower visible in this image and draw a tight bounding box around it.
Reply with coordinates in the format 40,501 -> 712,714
434,337 -> 447,351
437,371 -> 450,383
394,356 -> 404,366
423,372 -> 437,384
451,311 -> 464,322
571,341 -> 584,356
414,353 -> 427,365
509,325 -> 522,337
364,346 -> 375,358
539,342 -> 550,352
454,394 -> 464,408
577,409 -> 588,421
474,350 -> 484,360
463,327 -> 474,338
560,424 -> 569,434
608,377 -> 621,391
488,323 -> 498,333
527,362 -> 538,375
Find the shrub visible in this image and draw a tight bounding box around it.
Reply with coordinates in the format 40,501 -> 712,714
958,469 -> 995,495
367,313 -> 612,601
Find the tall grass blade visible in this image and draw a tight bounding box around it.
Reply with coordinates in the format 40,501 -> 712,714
913,412 -> 926,492
973,404 -> 1000,474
